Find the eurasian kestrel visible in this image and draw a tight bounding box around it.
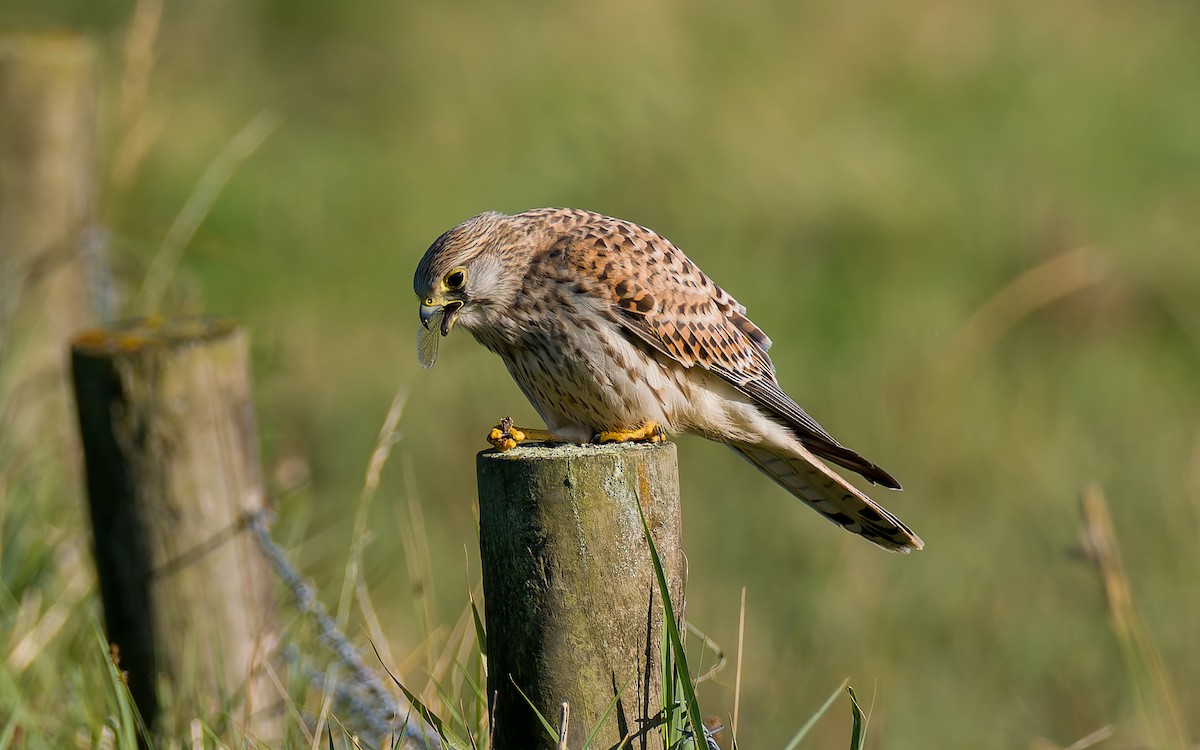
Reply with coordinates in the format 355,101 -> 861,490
413,208 -> 922,552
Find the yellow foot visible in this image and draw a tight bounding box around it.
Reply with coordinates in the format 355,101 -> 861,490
488,416 -> 525,451
595,421 -> 666,445
487,416 -> 571,452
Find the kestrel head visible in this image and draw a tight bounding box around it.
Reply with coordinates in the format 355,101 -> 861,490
413,211 -> 531,337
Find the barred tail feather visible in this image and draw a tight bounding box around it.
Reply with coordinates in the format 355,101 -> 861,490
730,443 -> 923,553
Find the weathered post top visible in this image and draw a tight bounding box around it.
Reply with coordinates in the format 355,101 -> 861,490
477,441 -> 685,750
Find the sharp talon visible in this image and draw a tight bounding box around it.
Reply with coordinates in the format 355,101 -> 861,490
487,417 -> 569,450
488,416 -> 523,452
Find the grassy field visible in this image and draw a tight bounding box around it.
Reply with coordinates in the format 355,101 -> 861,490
3,0 -> 1199,746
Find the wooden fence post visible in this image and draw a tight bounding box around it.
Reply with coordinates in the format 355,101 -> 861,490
0,32 -> 96,435
477,442 -> 686,750
70,318 -> 281,740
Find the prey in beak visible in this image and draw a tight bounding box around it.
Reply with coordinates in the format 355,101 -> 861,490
420,299 -> 464,337
416,299 -> 463,370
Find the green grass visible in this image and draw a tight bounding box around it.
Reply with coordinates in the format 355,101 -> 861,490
3,0 -> 1200,746
360,498 -> 863,750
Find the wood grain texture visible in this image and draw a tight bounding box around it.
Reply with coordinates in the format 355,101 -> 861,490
71,319 -> 280,739
478,441 -> 685,750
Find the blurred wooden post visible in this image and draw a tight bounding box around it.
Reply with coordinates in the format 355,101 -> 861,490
477,442 -> 686,750
71,318 -> 281,740
0,33 -> 96,434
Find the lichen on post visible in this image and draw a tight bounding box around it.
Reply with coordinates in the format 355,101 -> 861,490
477,441 -> 685,750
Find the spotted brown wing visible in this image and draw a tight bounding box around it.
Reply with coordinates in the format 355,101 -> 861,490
548,213 -> 900,488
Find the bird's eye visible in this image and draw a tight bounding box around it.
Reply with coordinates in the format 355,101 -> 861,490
444,268 -> 466,290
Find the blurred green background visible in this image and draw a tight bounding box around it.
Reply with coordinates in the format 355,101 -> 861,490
5,0 -> 1200,746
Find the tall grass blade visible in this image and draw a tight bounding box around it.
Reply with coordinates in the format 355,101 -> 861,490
509,675 -> 560,744
732,585 -> 746,748
452,659 -> 487,710
661,626 -> 678,749
636,501 -> 703,747
781,678 -> 849,750
847,686 -> 866,750
0,709 -> 20,750
468,593 -> 487,660
368,638 -> 456,749
427,673 -> 471,737
581,673 -> 635,750
92,622 -> 146,750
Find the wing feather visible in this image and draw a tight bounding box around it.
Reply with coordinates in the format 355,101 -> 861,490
729,443 -> 921,551
542,212 -> 899,487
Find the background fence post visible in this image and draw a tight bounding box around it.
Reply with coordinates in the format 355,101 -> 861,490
0,32 -> 97,438
71,318 -> 282,740
477,441 -> 686,750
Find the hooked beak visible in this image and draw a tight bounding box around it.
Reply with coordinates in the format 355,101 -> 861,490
419,300 -> 464,337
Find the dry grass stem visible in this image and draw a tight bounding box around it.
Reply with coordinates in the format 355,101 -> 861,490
398,453 -> 438,658
1079,484 -> 1187,750
355,577 -> 397,685
427,598 -> 476,715
337,389 -> 407,630
556,701 -> 570,750
1190,424 -> 1200,541
136,109 -> 280,315
685,621 -> 726,685
1061,724 -> 1116,750
938,247 -> 1106,385
110,0 -> 163,190
5,555 -> 92,671
310,679 -> 336,750
262,659 -> 313,746
733,585 -> 746,741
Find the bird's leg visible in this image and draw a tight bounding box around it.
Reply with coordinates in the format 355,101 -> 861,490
595,420 -> 666,445
487,416 -> 572,452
